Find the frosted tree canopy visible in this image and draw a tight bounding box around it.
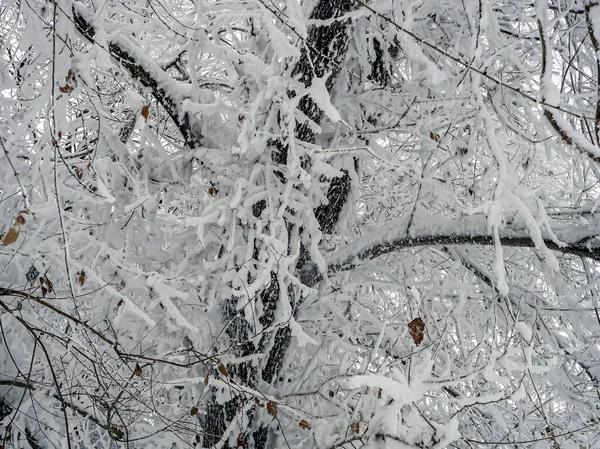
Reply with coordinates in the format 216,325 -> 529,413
2,1 -> 600,448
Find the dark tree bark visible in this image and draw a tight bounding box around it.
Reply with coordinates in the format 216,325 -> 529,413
204,2 -> 359,448
259,0 -> 357,385
71,2 -> 375,448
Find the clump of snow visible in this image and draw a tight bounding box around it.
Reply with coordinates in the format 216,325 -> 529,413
125,90 -> 146,111
514,321 -> 532,342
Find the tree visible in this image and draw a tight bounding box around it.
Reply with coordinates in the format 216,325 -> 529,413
2,0 -> 600,448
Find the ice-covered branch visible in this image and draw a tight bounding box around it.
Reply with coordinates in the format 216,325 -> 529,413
327,214 -> 600,273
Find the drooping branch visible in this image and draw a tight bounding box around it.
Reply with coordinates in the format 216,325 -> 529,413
327,214 -> 600,274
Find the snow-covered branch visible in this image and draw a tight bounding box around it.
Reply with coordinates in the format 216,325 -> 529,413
327,213 -> 600,273
72,4 -> 203,149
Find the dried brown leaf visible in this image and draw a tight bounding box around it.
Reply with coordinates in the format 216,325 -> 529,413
350,422 -> 360,434
44,277 -> 54,293
204,375 -> 209,387
59,70 -> 77,94
299,420 -> 311,430
266,401 -> 277,421
217,362 -> 229,377
140,105 -> 150,120
329,390 -> 335,398
408,317 -> 425,346
108,425 -> 124,441
190,406 -> 199,416
1,227 -> 19,246
134,363 -> 142,376
77,270 -> 86,286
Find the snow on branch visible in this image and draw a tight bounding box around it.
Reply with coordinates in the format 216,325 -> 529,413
327,213 -> 600,273
71,4 -> 203,149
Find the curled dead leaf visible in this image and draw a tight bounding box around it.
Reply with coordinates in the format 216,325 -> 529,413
408,317 -> 425,346
266,401 -> 277,421
39,276 -> 54,297
190,406 -> 199,416
59,70 -> 77,94
2,210 -> 30,246
204,375 -> 209,387
140,105 -> 150,120
299,419 -> 311,430
217,362 -> 229,377
77,270 -> 86,286
2,227 -> 19,246
134,363 -> 142,376
108,425 -> 124,441
40,276 -> 53,293
350,422 -> 360,434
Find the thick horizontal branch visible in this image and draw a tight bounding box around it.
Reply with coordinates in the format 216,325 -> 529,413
326,214 -> 600,274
